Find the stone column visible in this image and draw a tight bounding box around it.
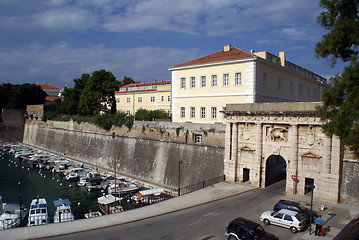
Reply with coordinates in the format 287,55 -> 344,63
254,122 -> 262,188
231,123 -> 238,163
322,135 -> 332,174
224,122 -> 232,161
288,124 -> 298,194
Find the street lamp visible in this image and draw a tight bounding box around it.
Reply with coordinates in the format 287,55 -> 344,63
309,184 -> 315,235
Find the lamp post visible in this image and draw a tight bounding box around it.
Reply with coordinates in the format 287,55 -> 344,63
178,160 -> 182,196
18,181 -> 22,227
309,184 -> 315,235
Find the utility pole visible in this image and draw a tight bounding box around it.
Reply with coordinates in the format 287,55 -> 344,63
178,161 -> 182,196
309,184 -> 315,235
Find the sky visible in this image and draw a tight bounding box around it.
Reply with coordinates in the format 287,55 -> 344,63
0,0 -> 347,89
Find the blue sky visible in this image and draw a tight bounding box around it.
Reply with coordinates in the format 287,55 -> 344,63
0,0 -> 346,88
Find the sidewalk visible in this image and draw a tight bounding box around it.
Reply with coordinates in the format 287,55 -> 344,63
0,182 -> 357,240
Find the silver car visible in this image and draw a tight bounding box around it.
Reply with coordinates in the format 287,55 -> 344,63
260,209 -> 306,233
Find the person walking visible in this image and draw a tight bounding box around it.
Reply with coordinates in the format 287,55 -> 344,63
315,215 -> 324,236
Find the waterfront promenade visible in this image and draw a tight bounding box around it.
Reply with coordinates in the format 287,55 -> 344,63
0,182 -> 358,240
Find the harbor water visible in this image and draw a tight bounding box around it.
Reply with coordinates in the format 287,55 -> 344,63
0,149 -> 158,223
0,151 -> 101,220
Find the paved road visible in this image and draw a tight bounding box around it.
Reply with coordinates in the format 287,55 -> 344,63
39,181 -> 297,240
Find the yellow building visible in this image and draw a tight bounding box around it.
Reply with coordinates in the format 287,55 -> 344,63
115,81 -> 171,115
168,45 -> 328,123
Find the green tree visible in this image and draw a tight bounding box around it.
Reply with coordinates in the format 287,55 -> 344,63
78,70 -> 119,115
315,0 -> 359,157
5,84 -> 46,109
119,76 -> 136,87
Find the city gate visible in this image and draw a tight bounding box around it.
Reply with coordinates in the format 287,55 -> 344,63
223,102 -> 341,202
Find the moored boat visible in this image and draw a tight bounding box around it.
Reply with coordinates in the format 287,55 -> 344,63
53,199 -> 75,223
84,211 -> 102,218
0,196 -> 28,230
97,194 -> 123,215
27,198 -> 49,226
131,188 -> 165,204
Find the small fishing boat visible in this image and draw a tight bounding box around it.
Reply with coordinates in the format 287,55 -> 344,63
107,181 -> 139,196
84,211 -> 102,219
53,199 -> 75,223
131,188 -> 165,204
97,194 -> 123,215
27,198 -> 50,226
0,196 -> 28,230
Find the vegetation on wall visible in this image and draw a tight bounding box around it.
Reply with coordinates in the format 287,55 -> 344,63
315,0 -> 359,158
135,109 -> 169,121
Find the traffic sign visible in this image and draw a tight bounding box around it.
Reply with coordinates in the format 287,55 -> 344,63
291,174 -> 296,180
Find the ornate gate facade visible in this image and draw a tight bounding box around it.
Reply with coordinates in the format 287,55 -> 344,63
223,102 -> 341,202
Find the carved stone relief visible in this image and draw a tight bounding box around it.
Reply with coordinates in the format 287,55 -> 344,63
300,125 -> 324,147
265,125 -> 288,142
241,124 -> 254,142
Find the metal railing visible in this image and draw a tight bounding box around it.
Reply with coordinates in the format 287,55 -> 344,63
178,175 -> 225,196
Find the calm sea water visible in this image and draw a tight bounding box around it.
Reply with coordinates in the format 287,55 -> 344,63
0,151 -> 102,220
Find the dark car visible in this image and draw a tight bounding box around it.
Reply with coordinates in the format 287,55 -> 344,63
273,200 -> 318,222
226,217 -> 278,240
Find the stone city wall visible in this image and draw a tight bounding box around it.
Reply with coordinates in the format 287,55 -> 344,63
23,120 -> 225,191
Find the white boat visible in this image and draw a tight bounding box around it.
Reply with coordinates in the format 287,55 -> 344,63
0,197 -> 28,230
27,198 -> 50,226
53,199 -> 74,223
97,194 -> 123,215
84,211 -> 102,218
107,181 -> 139,196
131,188 -> 165,204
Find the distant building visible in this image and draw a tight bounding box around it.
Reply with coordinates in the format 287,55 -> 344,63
115,81 -> 171,115
168,45 -> 328,124
38,84 -> 61,102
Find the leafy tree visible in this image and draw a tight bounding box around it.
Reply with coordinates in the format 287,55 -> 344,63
2,84 -> 46,109
78,70 -> 119,115
315,0 -> 359,157
135,109 -> 169,121
119,76 -> 136,87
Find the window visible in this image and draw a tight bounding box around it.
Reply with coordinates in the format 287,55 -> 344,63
263,73 -> 267,88
180,107 -> 185,118
274,213 -> 284,219
191,77 -> 195,88
278,78 -> 281,90
167,95 -> 171,101
181,78 -> 186,89
314,88 -> 317,99
299,84 -> 303,96
223,74 -> 229,86
201,76 -> 206,87
161,96 -> 164,102
150,96 -> 155,102
195,134 -> 202,143
200,107 -> 206,118
190,107 -> 195,118
126,110 -> 130,115
126,97 -> 130,103
116,98 -> 120,103
212,75 -> 217,87
235,72 -> 242,86
138,97 -> 142,102
290,81 -> 294,93
284,215 -> 293,221
211,107 -> 217,119
307,87 -> 311,97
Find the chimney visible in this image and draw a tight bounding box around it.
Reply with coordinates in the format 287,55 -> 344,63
224,45 -> 231,52
279,51 -> 285,67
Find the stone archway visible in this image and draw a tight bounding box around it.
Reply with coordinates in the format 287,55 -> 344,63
265,155 -> 286,187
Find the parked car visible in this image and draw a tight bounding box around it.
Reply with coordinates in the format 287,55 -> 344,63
273,199 -> 317,221
225,217 -> 278,240
260,209 -> 306,233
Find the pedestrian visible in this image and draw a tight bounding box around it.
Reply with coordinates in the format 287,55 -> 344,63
315,215 -> 324,236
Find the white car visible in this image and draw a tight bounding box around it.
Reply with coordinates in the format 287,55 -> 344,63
260,209 -> 306,233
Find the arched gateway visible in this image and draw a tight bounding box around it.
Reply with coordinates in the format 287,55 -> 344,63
223,102 -> 341,202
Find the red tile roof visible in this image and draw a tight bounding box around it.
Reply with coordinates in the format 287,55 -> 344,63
170,47 -> 255,69
45,96 -> 61,102
120,80 -> 171,89
38,84 -> 60,90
